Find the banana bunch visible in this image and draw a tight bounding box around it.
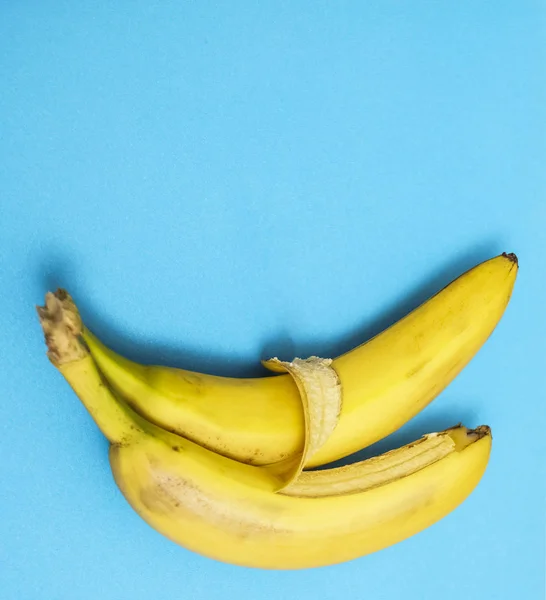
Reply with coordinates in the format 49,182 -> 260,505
37,253 -> 518,569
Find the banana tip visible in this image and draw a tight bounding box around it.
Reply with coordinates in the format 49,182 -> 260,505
470,425 -> 492,439
501,252 -> 518,265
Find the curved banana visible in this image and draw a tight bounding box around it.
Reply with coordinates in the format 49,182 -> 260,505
38,297 -> 492,570
80,252 -> 516,467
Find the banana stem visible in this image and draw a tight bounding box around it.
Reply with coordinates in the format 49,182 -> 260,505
37,289 -> 146,445
37,289 -> 87,367
60,357 -> 146,445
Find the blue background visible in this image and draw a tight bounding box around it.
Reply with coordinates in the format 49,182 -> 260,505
1,2 -> 545,598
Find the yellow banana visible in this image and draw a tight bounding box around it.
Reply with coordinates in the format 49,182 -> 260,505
38,294 -> 492,570
79,252 -> 516,467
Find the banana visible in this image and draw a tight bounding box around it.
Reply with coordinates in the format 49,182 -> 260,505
79,252 -> 516,467
37,294 -> 492,570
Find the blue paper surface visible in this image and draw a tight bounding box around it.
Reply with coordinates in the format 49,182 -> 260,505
1,2 -> 544,598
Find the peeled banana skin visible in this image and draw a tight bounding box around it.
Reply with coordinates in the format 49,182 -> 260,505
82,252 -> 517,466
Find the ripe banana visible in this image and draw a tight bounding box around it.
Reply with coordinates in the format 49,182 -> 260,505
80,252 -> 516,467
37,294 -> 492,569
